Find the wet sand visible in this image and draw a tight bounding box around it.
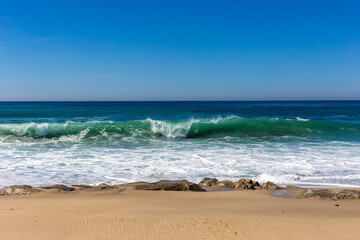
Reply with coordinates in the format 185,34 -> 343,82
0,188 -> 359,240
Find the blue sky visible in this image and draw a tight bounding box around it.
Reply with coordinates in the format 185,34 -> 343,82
0,0 -> 359,101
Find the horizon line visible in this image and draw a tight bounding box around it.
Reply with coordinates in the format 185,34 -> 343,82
0,99 -> 360,102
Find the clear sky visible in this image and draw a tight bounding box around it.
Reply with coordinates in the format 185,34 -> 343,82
0,0 -> 359,101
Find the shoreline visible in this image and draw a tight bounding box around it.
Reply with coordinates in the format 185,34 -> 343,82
2,180 -> 360,191
2,178 -> 360,200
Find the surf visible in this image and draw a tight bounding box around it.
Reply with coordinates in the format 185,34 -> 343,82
0,117 -> 359,141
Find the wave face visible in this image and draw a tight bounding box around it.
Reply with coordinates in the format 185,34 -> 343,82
0,117 -> 359,141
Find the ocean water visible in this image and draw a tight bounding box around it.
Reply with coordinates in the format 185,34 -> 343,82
0,101 -> 360,188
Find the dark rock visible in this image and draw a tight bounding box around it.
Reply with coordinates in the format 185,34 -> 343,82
199,178 -> 261,189
217,180 -> 236,188
260,181 -> 284,190
0,185 -> 39,195
301,189 -> 332,198
235,179 -> 257,190
333,190 -> 360,200
97,183 -> 113,189
198,177 -> 219,187
301,189 -> 360,200
154,180 -> 206,192
132,180 -> 206,192
338,189 -> 360,195
198,178 -> 236,188
134,183 -> 161,191
41,184 -> 76,192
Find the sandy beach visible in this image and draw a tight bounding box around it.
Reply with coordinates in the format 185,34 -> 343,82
1,186 -> 359,240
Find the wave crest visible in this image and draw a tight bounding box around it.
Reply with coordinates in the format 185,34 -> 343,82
147,119 -> 195,138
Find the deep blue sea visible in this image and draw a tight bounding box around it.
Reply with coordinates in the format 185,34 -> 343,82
0,101 -> 359,188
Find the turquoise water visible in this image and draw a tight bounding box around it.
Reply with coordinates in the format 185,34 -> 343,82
0,101 -> 359,187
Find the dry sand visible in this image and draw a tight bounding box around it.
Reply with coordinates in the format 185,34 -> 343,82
0,188 -> 359,240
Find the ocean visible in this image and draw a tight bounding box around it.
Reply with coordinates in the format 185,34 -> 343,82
0,101 -> 359,188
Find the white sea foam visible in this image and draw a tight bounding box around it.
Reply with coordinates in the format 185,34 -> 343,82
296,117 -> 310,121
1,137 -> 360,188
147,118 -> 195,138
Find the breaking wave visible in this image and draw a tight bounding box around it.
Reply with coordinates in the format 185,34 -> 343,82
0,117 -> 359,141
